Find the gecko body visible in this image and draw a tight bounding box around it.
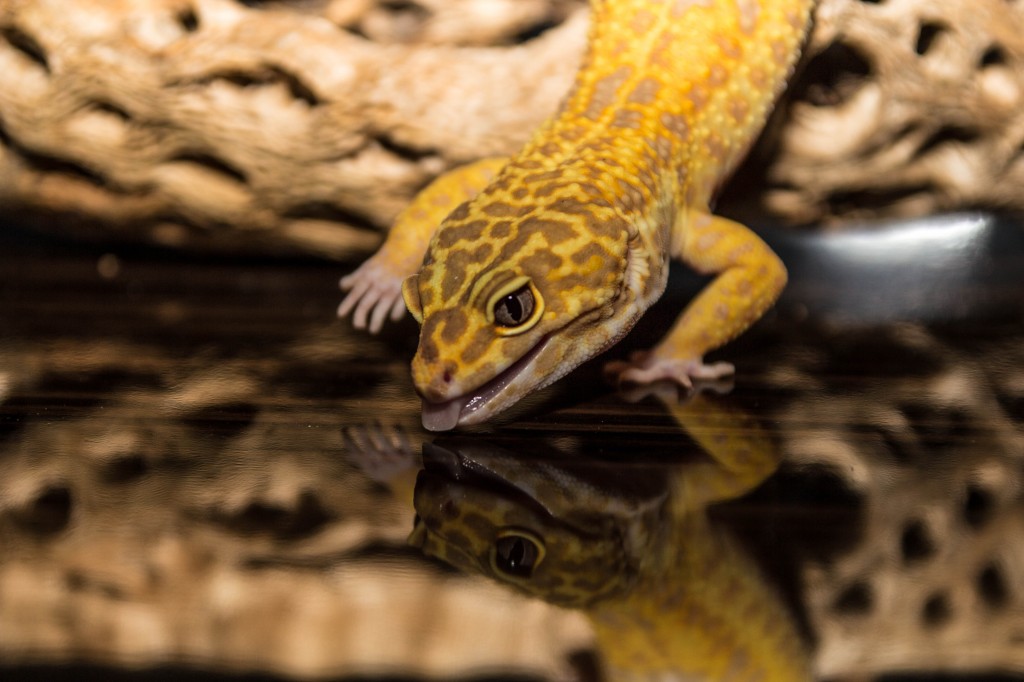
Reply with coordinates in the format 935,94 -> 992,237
340,0 -> 815,431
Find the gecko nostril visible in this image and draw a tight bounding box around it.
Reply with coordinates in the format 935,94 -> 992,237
442,370 -> 452,383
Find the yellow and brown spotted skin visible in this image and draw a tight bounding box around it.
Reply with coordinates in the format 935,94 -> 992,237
409,394 -> 812,680
341,0 -> 816,429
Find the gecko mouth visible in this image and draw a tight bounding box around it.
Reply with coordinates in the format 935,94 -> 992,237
420,336 -> 550,432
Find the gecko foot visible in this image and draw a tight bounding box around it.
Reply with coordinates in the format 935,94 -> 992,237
342,422 -> 419,484
604,351 -> 735,390
617,376 -> 734,405
338,255 -> 407,333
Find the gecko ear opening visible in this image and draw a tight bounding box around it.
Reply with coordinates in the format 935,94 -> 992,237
402,275 -> 424,324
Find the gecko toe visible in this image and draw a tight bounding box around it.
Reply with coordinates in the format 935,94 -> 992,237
339,255 -> 408,332
604,354 -> 734,390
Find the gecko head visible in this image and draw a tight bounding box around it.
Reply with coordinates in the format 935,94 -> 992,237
401,201 -> 650,431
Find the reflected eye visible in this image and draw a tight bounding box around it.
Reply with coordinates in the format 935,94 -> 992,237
493,285 -> 535,328
494,532 -> 544,578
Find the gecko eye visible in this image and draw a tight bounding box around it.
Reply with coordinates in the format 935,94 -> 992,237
493,285 -> 535,327
492,530 -> 545,578
485,277 -> 544,335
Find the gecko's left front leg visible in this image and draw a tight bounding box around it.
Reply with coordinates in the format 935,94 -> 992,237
606,212 -> 787,387
338,157 -> 508,333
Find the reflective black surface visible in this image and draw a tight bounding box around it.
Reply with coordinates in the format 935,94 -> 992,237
1,214 -> 1023,681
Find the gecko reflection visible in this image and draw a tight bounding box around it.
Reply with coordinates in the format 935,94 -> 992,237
408,392 -> 812,681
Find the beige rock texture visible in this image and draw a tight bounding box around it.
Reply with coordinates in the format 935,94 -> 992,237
756,0 -> 1024,226
1,0 -> 1023,258
0,0 -> 585,258
772,323 -> 1024,679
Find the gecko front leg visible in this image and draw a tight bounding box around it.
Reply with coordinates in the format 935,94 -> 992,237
606,213 -> 787,388
338,157 -> 508,333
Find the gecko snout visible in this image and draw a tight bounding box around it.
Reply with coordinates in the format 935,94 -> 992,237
413,360 -> 459,402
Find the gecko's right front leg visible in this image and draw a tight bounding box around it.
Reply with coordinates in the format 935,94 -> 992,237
338,157 -> 508,333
